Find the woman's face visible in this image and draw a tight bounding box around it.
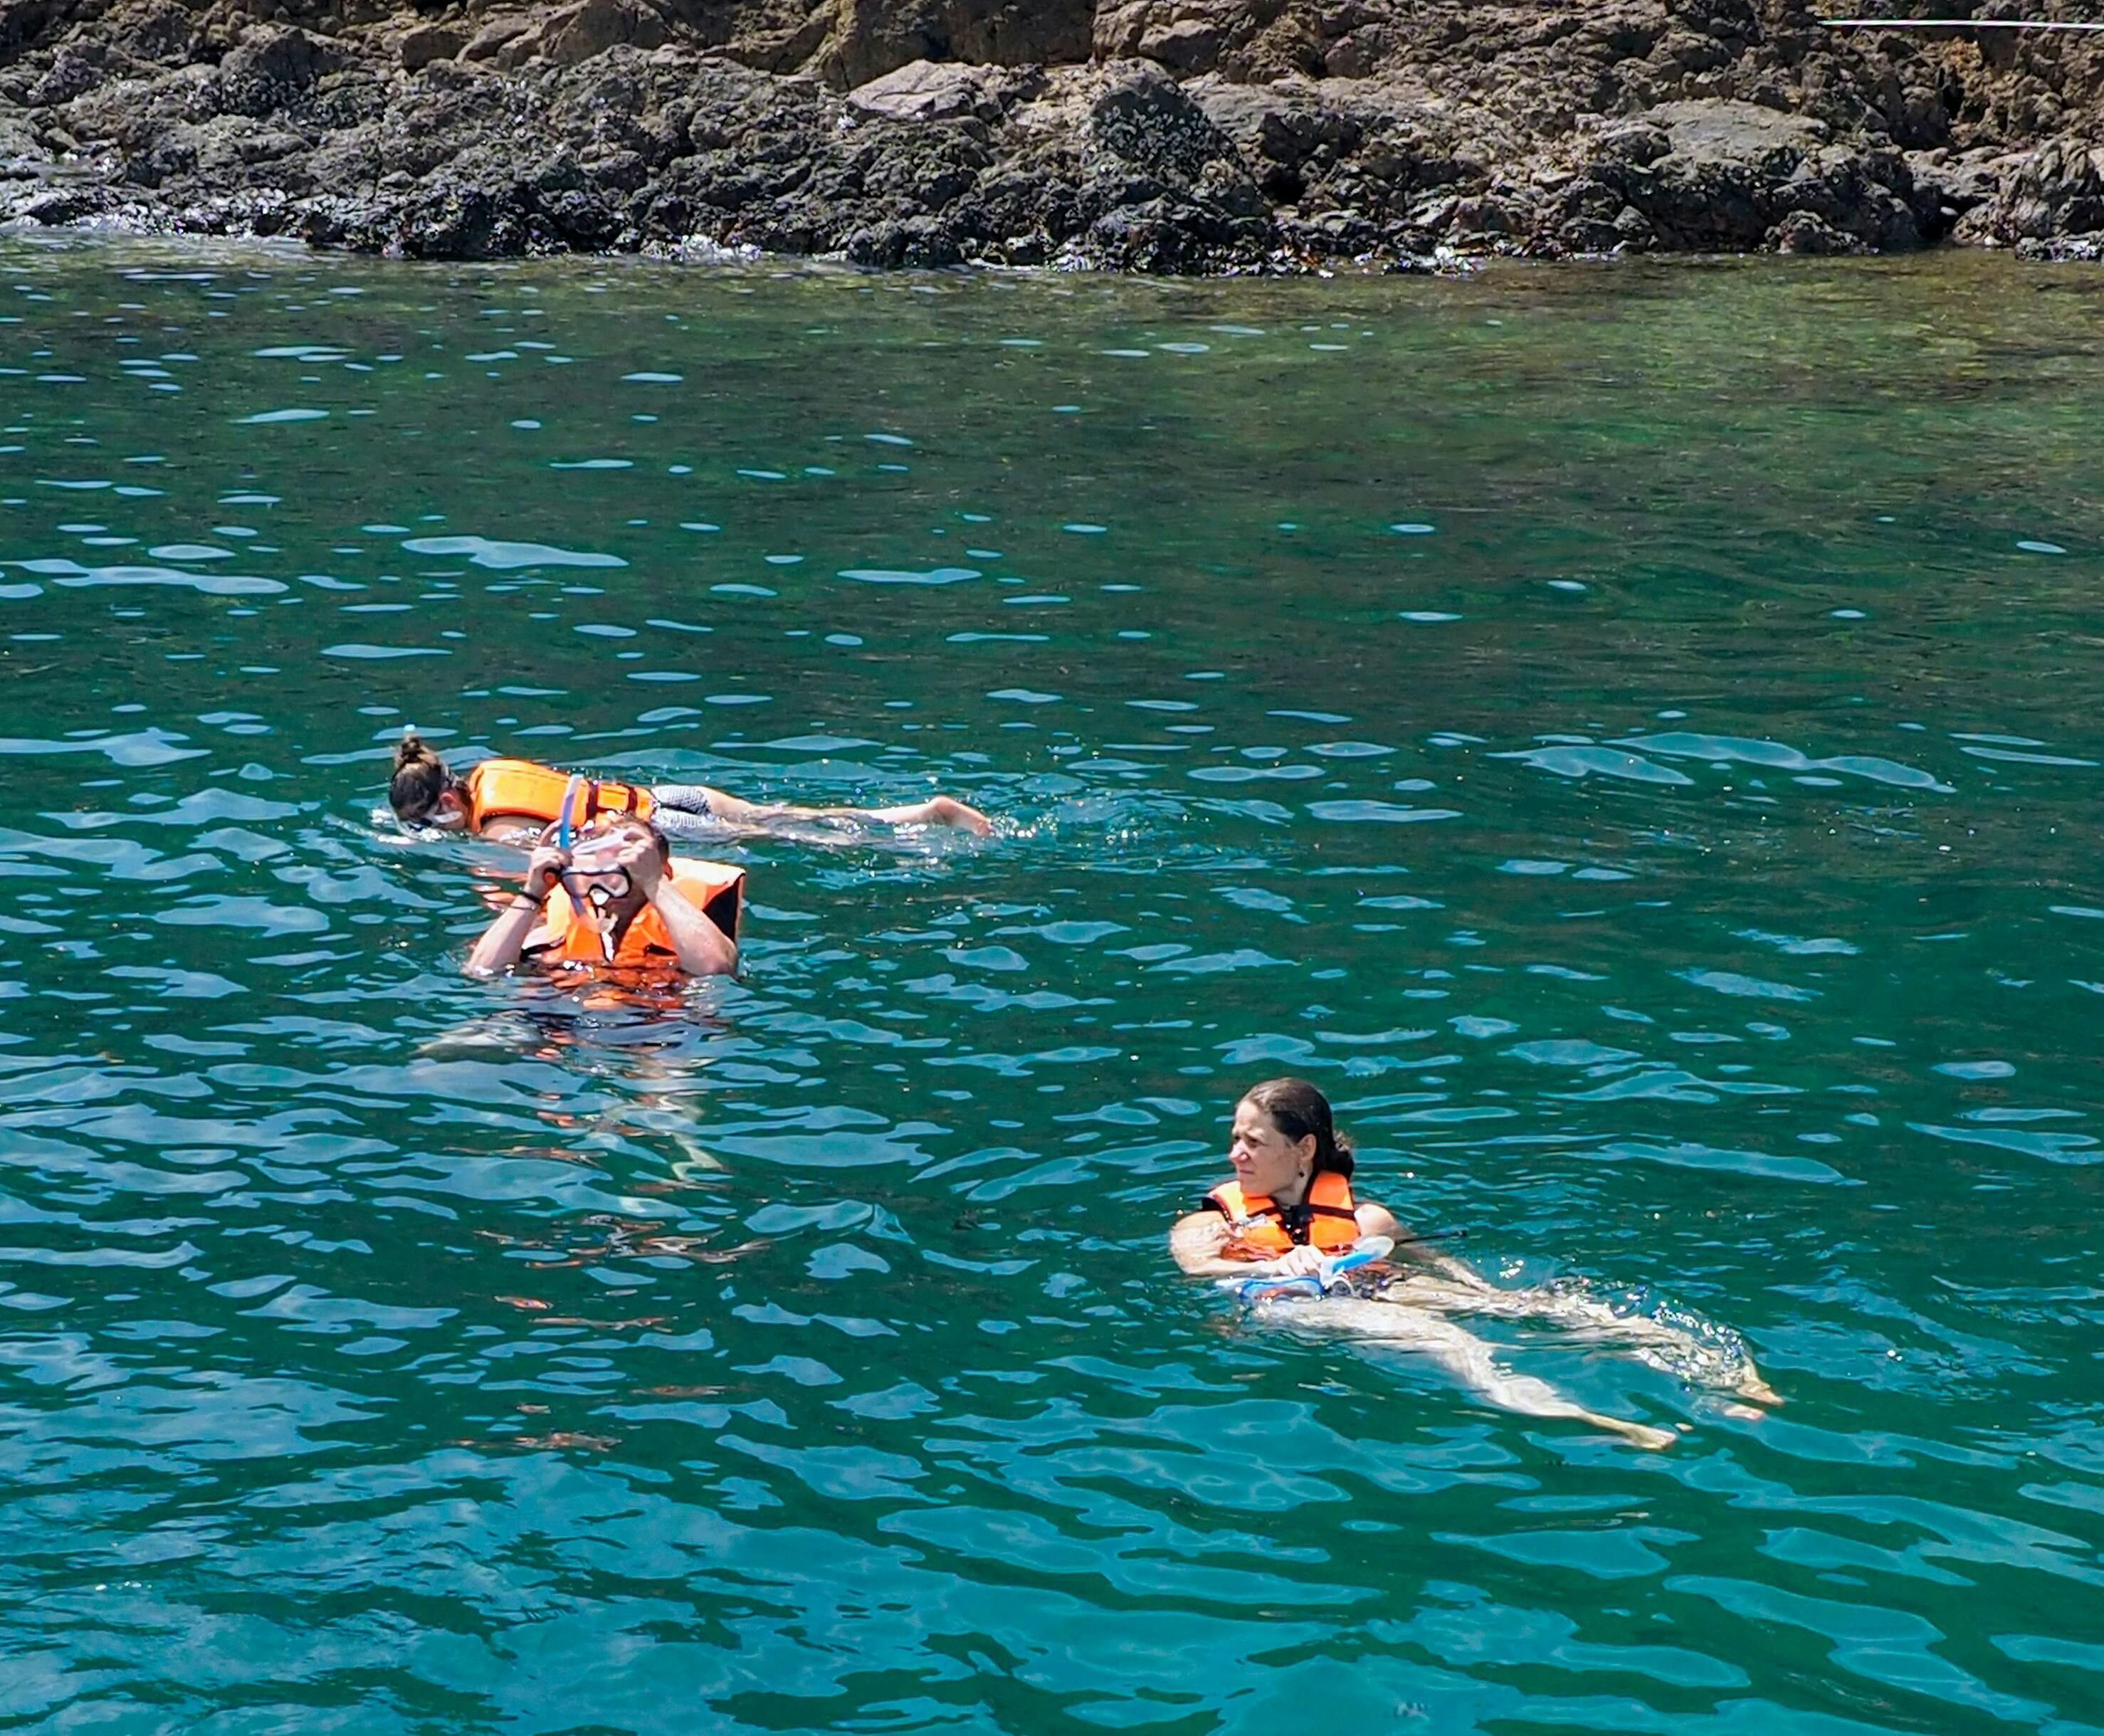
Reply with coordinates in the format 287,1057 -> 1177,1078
1229,1099 -> 1316,1200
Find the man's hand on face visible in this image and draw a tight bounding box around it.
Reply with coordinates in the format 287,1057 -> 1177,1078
615,833 -> 664,899
524,832 -> 572,902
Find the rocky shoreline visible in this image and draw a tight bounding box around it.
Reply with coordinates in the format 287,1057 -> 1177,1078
3,0 -> 2103,269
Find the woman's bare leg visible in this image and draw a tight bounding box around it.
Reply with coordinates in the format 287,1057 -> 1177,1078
1381,1268 -> 1779,1406
658,785 -> 991,836
1270,1297 -> 1677,1450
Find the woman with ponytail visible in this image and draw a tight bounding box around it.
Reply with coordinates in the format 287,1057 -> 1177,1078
386,731 -> 992,841
1171,1078 -> 1780,1448
1171,1078 -> 1402,1278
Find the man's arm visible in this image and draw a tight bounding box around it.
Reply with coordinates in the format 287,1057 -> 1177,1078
618,836 -> 737,977
466,893 -> 542,977
865,795 -> 993,835
465,841 -> 567,977
647,878 -> 738,976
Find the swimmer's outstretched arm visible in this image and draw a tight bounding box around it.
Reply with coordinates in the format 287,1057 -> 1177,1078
684,787 -> 994,836
863,795 -> 994,834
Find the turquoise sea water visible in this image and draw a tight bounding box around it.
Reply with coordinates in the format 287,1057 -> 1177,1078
2,236 -> 2103,1733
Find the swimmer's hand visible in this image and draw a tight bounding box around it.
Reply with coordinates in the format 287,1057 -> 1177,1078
928,796 -> 994,837
1266,1245 -> 1327,1279
614,832 -> 664,898
522,840 -> 572,903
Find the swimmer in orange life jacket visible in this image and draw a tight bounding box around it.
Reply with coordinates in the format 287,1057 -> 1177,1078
1172,1077 -> 1780,1446
465,816 -> 739,979
389,732 -> 992,841
1170,1077 -> 1403,1278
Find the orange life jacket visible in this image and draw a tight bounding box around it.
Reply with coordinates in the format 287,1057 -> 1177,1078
531,857 -> 743,971
1206,1171 -> 1360,1258
463,758 -> 656,835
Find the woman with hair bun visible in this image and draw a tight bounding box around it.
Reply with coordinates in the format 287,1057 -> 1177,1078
387,731 -> 993,842
1173,1078 -> 1779,1450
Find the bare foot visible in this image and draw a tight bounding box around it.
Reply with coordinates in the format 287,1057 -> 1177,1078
1588,1411 -> 1676,1451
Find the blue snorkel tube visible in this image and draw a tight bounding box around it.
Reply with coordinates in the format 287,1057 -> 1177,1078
1217,1235 -> 1396,1305
556,774 -> 578,853
555,774 -> 586,905
554,774 -> 617,963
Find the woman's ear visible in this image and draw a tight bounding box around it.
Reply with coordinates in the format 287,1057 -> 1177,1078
1295,1133 -> 1318,1172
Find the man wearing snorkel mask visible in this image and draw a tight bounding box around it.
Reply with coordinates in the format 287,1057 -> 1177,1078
465,817 -> 739,979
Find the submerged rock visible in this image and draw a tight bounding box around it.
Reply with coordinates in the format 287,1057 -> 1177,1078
1,0 -> 2102,268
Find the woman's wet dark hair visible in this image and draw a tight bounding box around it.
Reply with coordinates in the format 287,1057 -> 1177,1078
1241,1077 -> 1355,1179
389,731 -> 454,822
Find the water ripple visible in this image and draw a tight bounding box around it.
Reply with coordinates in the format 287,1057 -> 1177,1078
0,238 -> 2097,1735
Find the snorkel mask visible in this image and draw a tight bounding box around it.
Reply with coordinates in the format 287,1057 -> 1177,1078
557,777 -> 631,963
567,832 -> 633,920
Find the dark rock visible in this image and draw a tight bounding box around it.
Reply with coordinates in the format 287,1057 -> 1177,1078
28,43 -> 110,107
399,23 -> 465,69
1909,145 -> 2002,226
16,184 -> 110,222
819,0 -> 1092,87
392,179 -> 535,256
2016,231 -> 2104,262
1095,1 -> 1236,74
461,16 -> 532,61
2,0 -> 2103,270
1089,61 -> 1237,186
1564,98 -> 1927,253
1592,120 -> 1671,168
845,211 -> 964,265
540,0 -> 670,67
219,26 -> 327,117
1767,209 -> 1863,253
107,1 -> 206,67
1955,137 -> 2104,247
848,58 -> 1004,123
